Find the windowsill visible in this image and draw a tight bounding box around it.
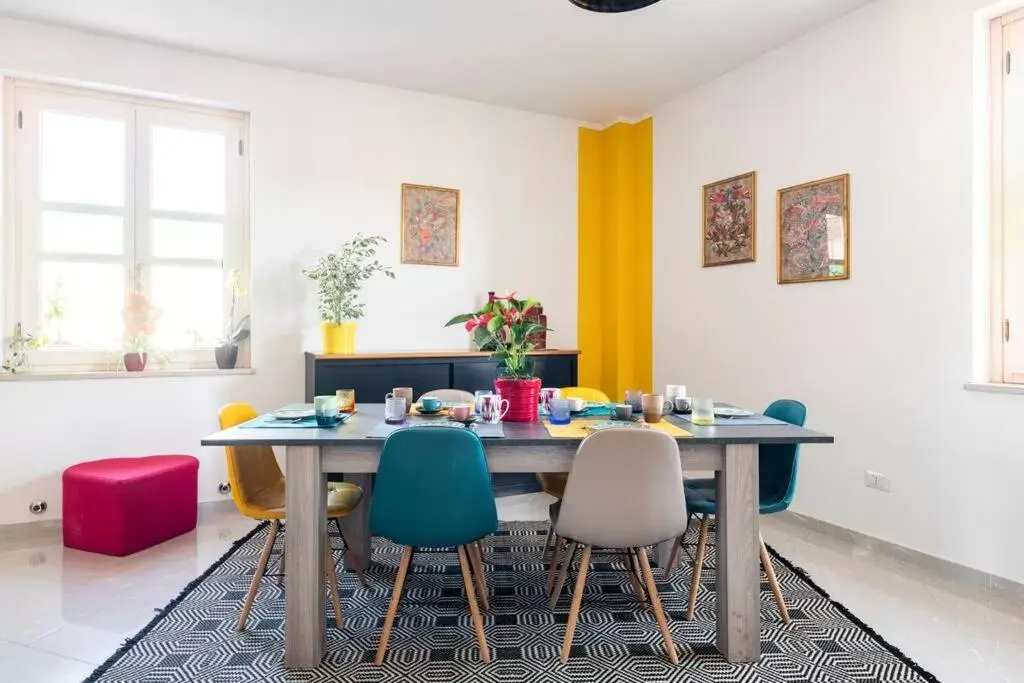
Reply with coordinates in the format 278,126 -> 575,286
963,381 -> 1024,395
0,367 -> 255,382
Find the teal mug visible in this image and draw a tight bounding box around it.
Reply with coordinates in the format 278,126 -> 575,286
420,396 -> 442,413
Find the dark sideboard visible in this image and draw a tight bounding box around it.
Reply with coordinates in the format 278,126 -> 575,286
304,349 -> 579,497
303,349 -> 579,403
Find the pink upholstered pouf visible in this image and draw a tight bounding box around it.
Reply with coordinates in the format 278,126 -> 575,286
62,455 -> 200,557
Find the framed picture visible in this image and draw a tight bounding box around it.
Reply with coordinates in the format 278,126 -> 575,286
702,171 -> 756,267
777,174 -> 851,284
401,183 -> 460,267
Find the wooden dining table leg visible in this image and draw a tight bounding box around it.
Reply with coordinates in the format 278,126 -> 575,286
284,446 -> 327,668
339,473 -> 373,573
715,443 -> 761,663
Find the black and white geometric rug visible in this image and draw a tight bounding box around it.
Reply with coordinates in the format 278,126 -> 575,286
85,521 -> 940,683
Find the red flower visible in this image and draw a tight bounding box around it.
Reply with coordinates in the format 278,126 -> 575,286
465,318 -> 478,332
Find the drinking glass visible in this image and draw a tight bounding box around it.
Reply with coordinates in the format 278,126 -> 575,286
314,395 -> 339,427
624,389 -> 644,414
691,397 -> 715,425
475,389 -> 492,413
641,393 -> 666,424
336,389 -> 356,414
384,397 -> 407,424
549,398 -> 572,425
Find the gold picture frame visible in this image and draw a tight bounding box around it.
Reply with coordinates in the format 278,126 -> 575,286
776,174 -> 851,284
400,183 -> 461,267
702,171 -> 757,267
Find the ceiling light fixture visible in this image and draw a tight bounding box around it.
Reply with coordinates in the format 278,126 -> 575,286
569,0 -> 663,12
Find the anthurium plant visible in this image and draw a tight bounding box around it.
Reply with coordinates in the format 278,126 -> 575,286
444,293 -> 549,379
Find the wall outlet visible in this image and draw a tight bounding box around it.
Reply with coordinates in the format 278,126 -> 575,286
28,500 -> 47,515
864,471 -> 892,493
218,482 -> 231,495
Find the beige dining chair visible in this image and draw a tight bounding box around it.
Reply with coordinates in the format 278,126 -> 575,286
418,389 -> 476,403
549,428 -> 689,663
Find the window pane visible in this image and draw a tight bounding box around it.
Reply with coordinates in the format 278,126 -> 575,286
40,262 -> 125,347
40,111 -> 125,207
151,126 -> 225,214
40,211 -> 123,255
150,265 -> 223,347
151,218 -> 223,260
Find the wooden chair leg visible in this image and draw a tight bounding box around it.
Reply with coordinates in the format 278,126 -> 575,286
467,540 -> 490,611
542,526 -> 554,559
374,546 -> 413,665
549,542 -> 577,609
560,545 -> 592,663
325,539 -> 344,628
457,545 -> 491,663
636,547 -> 680,664
760,534 -> 790,624
546,535 -> 566,595
237,520 -> 278,631
686,514 -> 710,620
335,517 -> 368,587
620,551 -> 647,602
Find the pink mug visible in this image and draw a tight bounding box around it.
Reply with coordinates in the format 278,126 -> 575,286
449,404 -> 473,422
480,394 -> 510,423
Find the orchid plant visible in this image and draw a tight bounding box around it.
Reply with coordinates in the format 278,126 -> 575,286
444,293 -> 549,379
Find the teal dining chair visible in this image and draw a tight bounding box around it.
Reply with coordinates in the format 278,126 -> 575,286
369,426 -> 498,664
667,399 -> 807,624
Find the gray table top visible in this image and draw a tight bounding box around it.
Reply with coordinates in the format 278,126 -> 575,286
201,404 -> 835,448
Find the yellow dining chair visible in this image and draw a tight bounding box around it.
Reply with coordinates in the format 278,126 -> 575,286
537,387 -> 611,557
218,402 -> 366,631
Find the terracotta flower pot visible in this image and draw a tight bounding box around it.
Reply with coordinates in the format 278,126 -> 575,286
494,376 -> 541,423
123,352 -> 147,372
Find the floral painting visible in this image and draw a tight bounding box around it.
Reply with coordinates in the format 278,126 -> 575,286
401,184 -> 460,267
777,174 -> 850,284
702,172 -> 756,266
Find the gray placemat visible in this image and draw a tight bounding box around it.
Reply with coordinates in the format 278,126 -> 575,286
675,413 -> 787,427
366,420 -> 505,439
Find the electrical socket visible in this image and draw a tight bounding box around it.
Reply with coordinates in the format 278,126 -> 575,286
864,471 -> 892,493
217,482 -> 231,495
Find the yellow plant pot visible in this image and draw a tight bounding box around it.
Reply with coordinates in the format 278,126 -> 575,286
321,321 -> 357,355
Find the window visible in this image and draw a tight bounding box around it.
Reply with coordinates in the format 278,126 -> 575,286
4,80 -> 249,371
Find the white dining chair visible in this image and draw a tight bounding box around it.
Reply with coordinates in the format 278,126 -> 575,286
418,388 -> 476,403
549,428 -> 689,663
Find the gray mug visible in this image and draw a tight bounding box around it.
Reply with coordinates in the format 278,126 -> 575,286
673,396 -> 692,414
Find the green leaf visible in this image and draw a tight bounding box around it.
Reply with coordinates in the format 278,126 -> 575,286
486,315 -> 504,335
444,313 -> 476,327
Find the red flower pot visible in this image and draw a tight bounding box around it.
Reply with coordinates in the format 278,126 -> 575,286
494,377 -> 541,423
123,352 -> 148,372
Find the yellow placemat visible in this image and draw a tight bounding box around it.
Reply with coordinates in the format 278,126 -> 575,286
544,419 -> 691,438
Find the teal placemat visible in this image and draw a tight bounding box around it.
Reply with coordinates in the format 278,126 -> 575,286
239,413 -> 353,429
367,420 -> 505,439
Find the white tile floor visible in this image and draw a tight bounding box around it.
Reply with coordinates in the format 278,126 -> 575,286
1,495 -> 1021,683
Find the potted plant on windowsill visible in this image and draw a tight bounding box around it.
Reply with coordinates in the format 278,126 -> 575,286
215,269 -> 250,369
303,233 -> 395,355
445,293 -> 550,422
121,267 -> 163,372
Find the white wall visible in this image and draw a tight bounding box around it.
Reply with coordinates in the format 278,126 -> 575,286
0,18 -> 579,525
654,0 -> 1024,583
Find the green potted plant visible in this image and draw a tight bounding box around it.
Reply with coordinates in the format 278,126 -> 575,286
215,269 -> 250,369
303,233 -> 395,355
445,293 -> 550,422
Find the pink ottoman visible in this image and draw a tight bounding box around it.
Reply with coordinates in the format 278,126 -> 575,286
63,455 -> 200,557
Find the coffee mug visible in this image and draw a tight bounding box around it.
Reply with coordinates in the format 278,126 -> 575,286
613,404 -> 633,421
314,395 -> 340,427
420,396 -> 442,413
450,404 -> 472,422
384,396 -> 407,424
480,394 -> 509,423
641,393 -> 666,424
673,396 -> 692,414
474,389 -> 492,413
665,384 -> 687,400
385,387 -> 413,414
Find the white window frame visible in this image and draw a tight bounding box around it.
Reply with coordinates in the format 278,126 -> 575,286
3,78 -> 250,372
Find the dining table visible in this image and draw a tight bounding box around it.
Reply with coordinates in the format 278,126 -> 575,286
201,403 -> 833,669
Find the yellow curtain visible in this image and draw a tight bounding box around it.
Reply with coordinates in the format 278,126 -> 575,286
577,118 -> 653,402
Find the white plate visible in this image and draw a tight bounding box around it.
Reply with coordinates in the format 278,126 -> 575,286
410,422 -> 466,429
714,407 -> 754,418
268,409 -> 314,420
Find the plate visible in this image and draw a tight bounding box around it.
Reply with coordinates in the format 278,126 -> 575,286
586,420 -> 645,431
714,407 -> 754,418
268,409 -> 314,420
410,421 -> 465,429
415,408 -> 445,416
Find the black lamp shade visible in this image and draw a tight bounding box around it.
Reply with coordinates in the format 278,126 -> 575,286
569,0 -> 663,12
